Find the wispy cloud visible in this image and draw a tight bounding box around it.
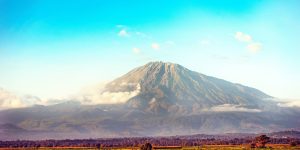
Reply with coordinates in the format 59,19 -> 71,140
247,42 -> 262,53
0,89 -> 26,109
235,32 -> 252,42
277,100 -> 300,107
132,47 -> 141,54
0,88 -> 49,110
117,25 -> 151,39
205,104 -> 261,112
78,83 -> 141,105
151,43 -> 160,50
118,29 -> 129,37
234,31 -> 262,54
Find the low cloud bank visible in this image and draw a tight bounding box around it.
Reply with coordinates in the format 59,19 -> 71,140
0,88 -> 48,110
265,97 -> 300,108
77,83 -> 141,105
277,100 -> 300,107
205,104 -> 261,112
0,81 -> 142,109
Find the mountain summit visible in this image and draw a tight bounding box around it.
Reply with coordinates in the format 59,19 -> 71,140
104,61 -> 270,114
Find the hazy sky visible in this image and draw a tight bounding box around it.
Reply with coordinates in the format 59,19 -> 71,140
0,0 -> 300,99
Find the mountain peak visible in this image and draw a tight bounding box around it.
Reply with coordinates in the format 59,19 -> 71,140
106,61 -> 187,90
144,61 -> 179,67
142,61 -> 185,73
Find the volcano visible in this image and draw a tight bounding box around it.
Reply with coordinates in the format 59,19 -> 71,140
104,61 -> 271,114
0,61 -> 299,140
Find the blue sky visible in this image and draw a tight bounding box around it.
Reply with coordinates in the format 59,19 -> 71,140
0,0 -> 300,99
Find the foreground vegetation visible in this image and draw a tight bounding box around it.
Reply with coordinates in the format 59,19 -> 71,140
1,134 -> 299,150
1,144 -> 300,150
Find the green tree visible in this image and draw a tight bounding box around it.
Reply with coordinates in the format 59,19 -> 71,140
290,141 -> 297,147
254,135 -> 270,148
96,143 -> 101,150
141,143 -> 152,150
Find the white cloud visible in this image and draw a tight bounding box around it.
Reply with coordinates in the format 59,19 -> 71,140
151,43 -> 160,50
118,29 -> 129,37
0,80 -> 142,109
235,32 -> 252,42
116,26 -> 149,39
206,104 -> 261,112
234,31 -> 263,53
132,47 -> 141,54
277,100 -> 300,107
0,88 -> 48,110
0,91 -> 25,109
247,42 -> 262,53
78,83 -> 141,105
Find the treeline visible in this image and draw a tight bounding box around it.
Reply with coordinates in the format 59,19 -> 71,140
0,136 -> 299,148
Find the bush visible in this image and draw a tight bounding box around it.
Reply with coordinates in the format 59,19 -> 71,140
290,141 -> 297,147
140,143 -> 152,150
254,135 -> 270,148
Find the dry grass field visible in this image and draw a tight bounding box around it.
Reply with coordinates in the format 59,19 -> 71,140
1,145 -> 300,150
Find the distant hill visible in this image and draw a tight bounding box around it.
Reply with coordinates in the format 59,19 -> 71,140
268,130 -> 300,138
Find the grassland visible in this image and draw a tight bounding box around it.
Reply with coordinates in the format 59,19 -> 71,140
1,145 -> 300,150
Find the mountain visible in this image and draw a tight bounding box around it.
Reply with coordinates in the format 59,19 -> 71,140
0,61 -> 299,140
104,61 -> 271,114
